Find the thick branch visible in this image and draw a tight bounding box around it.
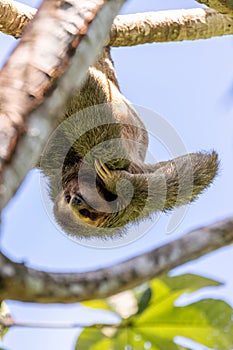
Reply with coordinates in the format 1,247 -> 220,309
1,2 -> 233,43
0,216 -> 232,303
0,0 -> 36,37
109,8 -> 233,46
196,0 -> 233,18
0,0 -> 126,210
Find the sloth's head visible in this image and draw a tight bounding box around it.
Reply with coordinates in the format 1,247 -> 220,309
53,166 -> 126,238
54,180 -> 108,225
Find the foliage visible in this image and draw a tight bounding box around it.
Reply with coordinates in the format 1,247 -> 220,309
77,274 -> 233,350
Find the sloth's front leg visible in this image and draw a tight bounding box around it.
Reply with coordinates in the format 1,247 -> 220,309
94,160 -> 132,195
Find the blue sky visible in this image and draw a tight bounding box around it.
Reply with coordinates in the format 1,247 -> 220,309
0,0 -> 233,349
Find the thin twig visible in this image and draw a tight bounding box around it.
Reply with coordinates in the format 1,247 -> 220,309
0,318 -> 119,329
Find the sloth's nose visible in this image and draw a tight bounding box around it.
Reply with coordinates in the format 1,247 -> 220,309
71,194 -> 84,206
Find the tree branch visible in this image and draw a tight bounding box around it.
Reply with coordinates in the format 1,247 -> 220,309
109,8 -> 233,46
0,0 -> 36,37
0,216 -> 232,303
196,0 -> 233,18
0,0 -> 126,210
1,2 -> 233,43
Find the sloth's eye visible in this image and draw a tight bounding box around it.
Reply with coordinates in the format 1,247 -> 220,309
65,194 -> 71,203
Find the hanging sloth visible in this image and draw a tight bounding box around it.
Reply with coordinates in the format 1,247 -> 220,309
40,48 -> 218,238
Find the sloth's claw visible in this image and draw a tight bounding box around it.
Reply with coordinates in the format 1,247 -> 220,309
94,160 -> 111,181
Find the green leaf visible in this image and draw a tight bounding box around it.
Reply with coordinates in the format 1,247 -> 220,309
137,287 -> 152,315
133,274 -> 232,350
149,273 -> 222,306
76,274 -> 233,350
81,299 -> 113,312
76,323 -> 181,350
134,284 -> 152,315
75,328 -> 112,350
75,326 -> 133,350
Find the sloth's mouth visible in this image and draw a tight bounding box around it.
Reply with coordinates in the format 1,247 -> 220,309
79,208 -> 99,221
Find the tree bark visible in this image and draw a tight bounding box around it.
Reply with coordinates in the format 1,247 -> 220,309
196,0 -> 233,18
0,0 -> 36,37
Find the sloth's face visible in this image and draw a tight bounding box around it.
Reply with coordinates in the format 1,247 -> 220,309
53,177 -> 113,236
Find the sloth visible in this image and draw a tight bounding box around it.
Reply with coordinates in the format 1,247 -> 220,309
40,48 -> 218,238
